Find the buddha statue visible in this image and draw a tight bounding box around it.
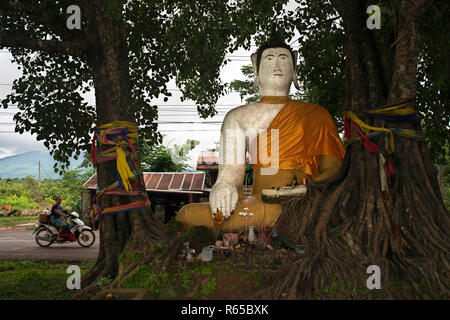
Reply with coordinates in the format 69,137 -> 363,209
176,40 -> 345,233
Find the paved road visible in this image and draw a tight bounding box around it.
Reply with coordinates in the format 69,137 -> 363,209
0,229 -> 99,261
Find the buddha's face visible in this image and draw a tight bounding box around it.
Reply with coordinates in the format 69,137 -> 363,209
258,47 -> 294,92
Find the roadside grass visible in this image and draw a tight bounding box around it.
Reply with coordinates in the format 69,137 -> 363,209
0,260 -> 95,299
0,216 -> 38,228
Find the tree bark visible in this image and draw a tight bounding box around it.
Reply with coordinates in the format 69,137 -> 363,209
74,0 -> 168,293
1,2 -> 169,293
264,0 -> 449,299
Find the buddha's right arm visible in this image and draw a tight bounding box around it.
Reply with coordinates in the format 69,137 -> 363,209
210,109 -> 246,217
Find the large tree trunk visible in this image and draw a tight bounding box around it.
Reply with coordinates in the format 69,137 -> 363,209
75,1 -> 168,295
261,0 -> 449,299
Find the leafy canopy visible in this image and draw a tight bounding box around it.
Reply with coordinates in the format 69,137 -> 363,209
230,0 -> 449,162
140,138 -> 199,172
0,0 -> 290,171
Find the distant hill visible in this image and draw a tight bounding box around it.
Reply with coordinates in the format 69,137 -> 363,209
0,151 -> 84,179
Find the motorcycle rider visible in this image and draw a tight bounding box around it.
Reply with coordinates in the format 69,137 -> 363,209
50,197 -> 69,241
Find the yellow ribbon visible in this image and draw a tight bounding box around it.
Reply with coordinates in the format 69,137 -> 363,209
365,102 -> 416,116
116,146 -> 135,192
344,99 -> 424,153
345,111 -> 396,152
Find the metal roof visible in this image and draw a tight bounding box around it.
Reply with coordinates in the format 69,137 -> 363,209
197,151 -> 219,164
196,151 -> 219,170
81,172 -> 206,194
196,151 -> 251,170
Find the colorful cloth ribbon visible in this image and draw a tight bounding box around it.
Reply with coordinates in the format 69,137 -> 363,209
343,98 -> 424,152
343,98 -> 424,191
91,121 -> 150,215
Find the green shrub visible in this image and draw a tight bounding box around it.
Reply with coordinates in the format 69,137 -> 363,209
0,194 -> 39,210
184,226 -> 215,243
167,217 -> 182,236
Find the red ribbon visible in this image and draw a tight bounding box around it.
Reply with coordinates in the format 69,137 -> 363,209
352,121 -> 378,153
344,116 -> 351,139
384,155 -> 395,185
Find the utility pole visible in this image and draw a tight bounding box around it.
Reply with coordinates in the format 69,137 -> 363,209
38,161 -> 41,202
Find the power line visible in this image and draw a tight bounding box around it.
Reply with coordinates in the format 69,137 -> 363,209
2,104 -> 237,108
0,121 -> 222,126
158,104 -> 239,107
0,50 -> 253,58
0,129 -> 221,133
159,129 -> 220,132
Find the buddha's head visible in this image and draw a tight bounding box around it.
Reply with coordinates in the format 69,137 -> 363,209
251,40 -> 299,95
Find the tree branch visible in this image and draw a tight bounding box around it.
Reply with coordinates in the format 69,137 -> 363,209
0,32 -> 87,60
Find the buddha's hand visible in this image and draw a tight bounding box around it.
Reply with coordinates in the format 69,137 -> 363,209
209,181 -> 238,219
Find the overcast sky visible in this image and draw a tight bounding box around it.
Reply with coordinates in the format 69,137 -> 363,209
0,1 -> 299,169
0,47 -> 256,168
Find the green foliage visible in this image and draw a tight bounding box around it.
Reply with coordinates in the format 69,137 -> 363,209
0,177 -> 36,198
289,1 -> 346,127
139,138 -> 199,172
166,217 -> 182,236
199,277 -> 217,296
0,166 -> 93,212
0,177 -> 45,210
270,236 -> 296,250
0,260 -> 94,300
181,269 -> 194,290
179,261 -> 229,297
0,194 -> 39,210
417,2 -> 450,164
229,0 -> 449,162
0,0 -> 289,170
0,178 -> 40,209
23,176 -> 41,202
184,226 -> 215,243
229,65 -> 261,104
96,276 -> 113,289
41,167 -> 94,212
122,264 -> 171,297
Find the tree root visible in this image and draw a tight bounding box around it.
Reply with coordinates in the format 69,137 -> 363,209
73,207 -> 169,300
261,144 -> 450,299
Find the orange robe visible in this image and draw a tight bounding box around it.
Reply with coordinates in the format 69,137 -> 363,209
251,99 -> 345,177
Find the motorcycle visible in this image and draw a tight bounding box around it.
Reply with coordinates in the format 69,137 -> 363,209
33,210 -> 95,248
